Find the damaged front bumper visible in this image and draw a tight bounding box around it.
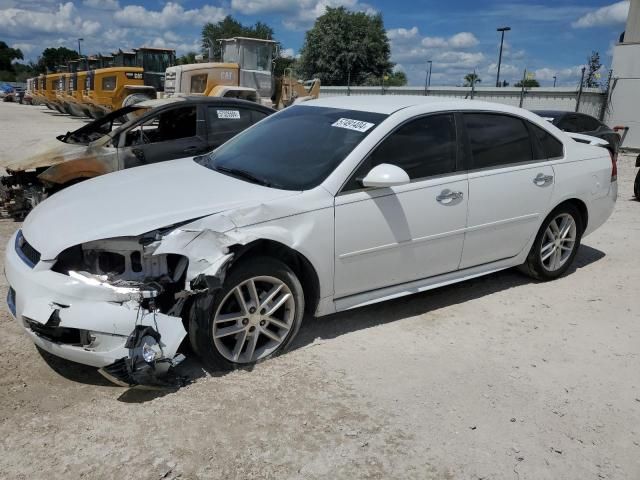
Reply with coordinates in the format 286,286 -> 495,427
4,231 -> 187,373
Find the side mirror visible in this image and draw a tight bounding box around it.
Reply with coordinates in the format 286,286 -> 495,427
361,163 -> 410,188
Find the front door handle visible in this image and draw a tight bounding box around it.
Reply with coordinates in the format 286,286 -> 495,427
436,189 -> 464,204
533,173 -> 554,186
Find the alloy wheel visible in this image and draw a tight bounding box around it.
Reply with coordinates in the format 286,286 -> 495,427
540,213 -> 577,271
212,276 -> 295,364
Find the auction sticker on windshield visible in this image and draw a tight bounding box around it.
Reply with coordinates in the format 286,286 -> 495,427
217,110 -> 241,119
331,118 -> 375,132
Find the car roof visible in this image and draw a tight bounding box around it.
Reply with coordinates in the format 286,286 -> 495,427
137,96 -> 275,112
303,95 -> 550,118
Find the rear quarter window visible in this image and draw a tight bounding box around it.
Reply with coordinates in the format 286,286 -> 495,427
530,123 -> 564,159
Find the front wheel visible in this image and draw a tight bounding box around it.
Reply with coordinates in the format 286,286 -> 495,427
519,205 -> 583,281
190,257 -> 305,371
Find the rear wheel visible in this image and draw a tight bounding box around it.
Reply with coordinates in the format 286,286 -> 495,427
190,257 -> 304,371
519,204 -> 583,281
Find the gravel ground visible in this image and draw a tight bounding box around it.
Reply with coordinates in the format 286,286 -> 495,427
0,101 -> 638,480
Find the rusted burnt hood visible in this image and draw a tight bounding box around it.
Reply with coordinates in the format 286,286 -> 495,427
0,135 -> 112,172
23,157 -> 299,260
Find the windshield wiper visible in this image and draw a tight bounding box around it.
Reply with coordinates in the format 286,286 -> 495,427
214,165 -> 273,187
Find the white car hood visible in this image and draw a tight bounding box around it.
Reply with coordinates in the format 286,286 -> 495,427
23,157 -> 300,260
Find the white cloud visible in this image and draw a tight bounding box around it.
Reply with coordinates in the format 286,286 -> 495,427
114,2 -> 226,29
280,47 -> 295,58
572,1 -> 629,28
487,62 -> 520,77
11,42 -> 35,53
387,26 -> 419,42
0,2 -> 101,39
448,32 -> 479,49
83,0 -> 120,11
533,66 -> 589,85
230,0 -> 299,14
279,0 -> 376,30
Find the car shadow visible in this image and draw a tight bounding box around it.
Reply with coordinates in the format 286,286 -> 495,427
36,245 -> 605,402
290,244 -> 605,350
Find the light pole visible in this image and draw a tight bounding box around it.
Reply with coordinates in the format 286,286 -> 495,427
553,75 -> 557,87
77,38 -> 83,57
495,26 -> 511,87
424,60 -> 432,95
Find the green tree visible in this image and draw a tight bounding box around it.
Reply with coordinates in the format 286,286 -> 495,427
298,7 -> 393,86
177,52 -> 198,65
514,78 -> 540,87
37,46 -> 79,73
274,56 -> 297,77
585,50 -> 602,88
361,70 -> 407,87
0,41 -> 23,72
463,72 -> 481,87
201,15 -> 275,61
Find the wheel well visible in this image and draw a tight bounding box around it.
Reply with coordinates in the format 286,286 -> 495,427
230,239 -> 321,315
556,198 -> 588,233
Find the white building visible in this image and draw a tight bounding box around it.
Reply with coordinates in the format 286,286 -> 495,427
606,0 -> 640,150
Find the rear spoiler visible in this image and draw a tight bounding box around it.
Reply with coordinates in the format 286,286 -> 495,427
567,132 -> 609,147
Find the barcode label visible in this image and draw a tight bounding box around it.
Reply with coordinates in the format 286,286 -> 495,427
217,110 -> 241,119
331,118 -> 375,132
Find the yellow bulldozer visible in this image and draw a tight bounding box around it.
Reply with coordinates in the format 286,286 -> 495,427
82,47 -> 176,118
164,37 -> 319,109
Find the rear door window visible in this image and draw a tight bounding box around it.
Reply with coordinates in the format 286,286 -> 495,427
464,113 -> 533,169
207,107 -> 254,146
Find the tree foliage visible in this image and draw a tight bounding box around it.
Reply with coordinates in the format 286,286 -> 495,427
463,72 -> 481,87
36,47 -> 79,73
585,50 -> 602,88
177,52 -> 198,65
298,7 -> 393,86
514,78 -> 540,87
202,15 -> 275,61
0,41 -> 23,72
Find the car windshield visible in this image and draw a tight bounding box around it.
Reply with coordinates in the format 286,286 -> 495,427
196,105 -> 387,190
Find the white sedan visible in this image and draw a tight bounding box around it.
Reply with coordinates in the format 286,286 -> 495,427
5,96 -> 617,385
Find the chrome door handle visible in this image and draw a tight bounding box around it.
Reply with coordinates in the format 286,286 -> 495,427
436,189 -> 463,204
533,173 -> 554,186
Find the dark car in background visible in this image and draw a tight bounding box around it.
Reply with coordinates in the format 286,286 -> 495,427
533,110 -> 621,154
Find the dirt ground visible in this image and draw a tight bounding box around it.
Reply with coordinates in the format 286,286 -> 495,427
0,101 -> 638,480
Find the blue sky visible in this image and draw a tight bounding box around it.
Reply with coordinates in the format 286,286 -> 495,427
0,0 -> 629,86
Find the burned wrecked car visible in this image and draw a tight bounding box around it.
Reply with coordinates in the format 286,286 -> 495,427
0,97 -> 274,219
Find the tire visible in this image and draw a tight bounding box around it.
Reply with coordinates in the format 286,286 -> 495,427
634,169 -> 640,201
190,256 -> 305,371
519,204 -> 583,281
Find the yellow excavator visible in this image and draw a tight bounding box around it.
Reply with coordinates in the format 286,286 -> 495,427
164,37 -> 319,109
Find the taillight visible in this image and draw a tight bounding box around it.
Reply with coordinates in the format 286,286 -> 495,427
609,149 -> 617,182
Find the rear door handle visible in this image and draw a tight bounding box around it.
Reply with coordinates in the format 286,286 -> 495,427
533,173 -> 554,186
436,189 -> 464,204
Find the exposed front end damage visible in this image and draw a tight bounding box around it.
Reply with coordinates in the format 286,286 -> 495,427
0,137 -> 117,220
5,221 -> 248,387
